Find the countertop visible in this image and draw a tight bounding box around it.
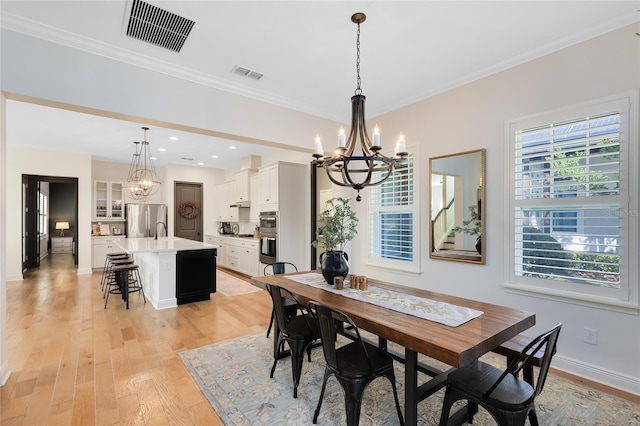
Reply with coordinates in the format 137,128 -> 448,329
116,237 -> 217,254
215,234 -> 260,240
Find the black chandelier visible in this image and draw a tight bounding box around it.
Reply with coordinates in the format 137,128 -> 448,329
124,126 -> 161,200
313,12 -> 408,201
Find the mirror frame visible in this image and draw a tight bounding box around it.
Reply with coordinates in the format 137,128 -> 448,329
429,149 -> 485,264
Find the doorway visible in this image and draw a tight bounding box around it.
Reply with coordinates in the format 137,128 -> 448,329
22,174 -> 79,273
174,181 -> 203,241
310,162 -> 333,269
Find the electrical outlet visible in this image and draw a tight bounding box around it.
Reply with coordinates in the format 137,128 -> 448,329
584,327 -> 598,345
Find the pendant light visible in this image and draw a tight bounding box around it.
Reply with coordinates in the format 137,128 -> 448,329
124,126 -> 161,200
313,13 -> 408,201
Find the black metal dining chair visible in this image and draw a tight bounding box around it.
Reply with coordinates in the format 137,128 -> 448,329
264,262 -> 298,338
308,301 -> 404,426
439,322 -> 562,426
266,284 -> 319,398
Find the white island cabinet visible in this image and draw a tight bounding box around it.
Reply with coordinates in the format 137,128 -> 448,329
115,237 -> 217,310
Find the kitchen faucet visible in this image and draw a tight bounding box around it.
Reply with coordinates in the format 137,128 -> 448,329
155,222 -> 167,240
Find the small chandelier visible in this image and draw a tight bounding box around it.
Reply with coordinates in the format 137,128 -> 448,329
124,126 -> 161,200
313,12 -> 408,201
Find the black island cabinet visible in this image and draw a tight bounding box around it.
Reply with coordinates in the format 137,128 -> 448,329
176,248 -> 217,304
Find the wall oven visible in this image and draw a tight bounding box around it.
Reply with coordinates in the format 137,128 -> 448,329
259,211 -> 278,264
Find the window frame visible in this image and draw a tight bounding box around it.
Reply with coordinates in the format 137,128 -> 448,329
366,152 -> 420,273
505,92 -> 639,310
39,191 -> 48,237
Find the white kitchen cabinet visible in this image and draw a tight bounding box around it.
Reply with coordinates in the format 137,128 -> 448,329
238,239 -> 260,277
92,237 -> 121,269
225,243 -> 239,270
258,164 -> 279,211
213,182 -> 231,221
214,182 -> 249,221
250,174 -> 260,221
94,181 -> 123,220
207,236 -> 226,268
219,237 -> 260,276
256,162 -> 309,270
233,170 -> 252,204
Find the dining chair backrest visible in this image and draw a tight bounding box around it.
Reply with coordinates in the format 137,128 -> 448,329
487,322 -> 562,401
308,301 -> 373,375
266,284 -> 311,335
264,262 -> 298,276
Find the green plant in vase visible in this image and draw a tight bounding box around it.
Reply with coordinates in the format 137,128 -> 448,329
313,197 -> 358,284
451,204 -> 482,254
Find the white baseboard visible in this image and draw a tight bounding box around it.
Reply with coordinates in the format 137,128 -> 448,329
155,297 -> 177,310
0,360 -> 10,386
8,268 -> 92,280
553,354 -> 640,396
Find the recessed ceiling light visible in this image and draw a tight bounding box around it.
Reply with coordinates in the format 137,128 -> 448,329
197,162 -> 204,166
211,155 -> 218,159
150,156 -> 158,160
158,148 -> 167,152
229,146 -> 237,150
169,136 -> 179,141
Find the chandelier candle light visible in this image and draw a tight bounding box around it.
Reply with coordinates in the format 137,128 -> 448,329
125,126 -> 161,200
313,12 -> 408,201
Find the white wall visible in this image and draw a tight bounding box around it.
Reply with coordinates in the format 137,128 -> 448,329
5,146 -> 93,279
350,23 -> 640,394
1,94 -> 9,385
0,29 -> 339,153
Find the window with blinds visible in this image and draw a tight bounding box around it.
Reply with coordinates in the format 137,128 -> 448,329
508,94 -> 636,303
369,155 -> 415,264
39,192 -> 48,236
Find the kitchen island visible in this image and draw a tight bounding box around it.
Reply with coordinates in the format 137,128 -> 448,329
115,237 -> 217,309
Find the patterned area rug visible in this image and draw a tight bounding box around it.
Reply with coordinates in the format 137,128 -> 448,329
179,333 -> 640,425
216,270 -> 262,296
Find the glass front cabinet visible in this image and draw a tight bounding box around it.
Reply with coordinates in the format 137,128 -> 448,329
94,181 -> 123,219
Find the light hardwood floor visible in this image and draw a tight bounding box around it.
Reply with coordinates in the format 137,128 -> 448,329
2,253 -> 636,425
1,253 -> 272,425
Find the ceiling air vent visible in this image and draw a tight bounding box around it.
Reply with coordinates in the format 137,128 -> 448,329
126,0 -> 195,53
232,65 -> 264,81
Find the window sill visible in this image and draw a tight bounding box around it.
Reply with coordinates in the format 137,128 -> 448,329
503,282 -> 640,315
365,261 -> 421,277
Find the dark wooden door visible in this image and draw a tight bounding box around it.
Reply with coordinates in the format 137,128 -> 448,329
174,182 -> 203,241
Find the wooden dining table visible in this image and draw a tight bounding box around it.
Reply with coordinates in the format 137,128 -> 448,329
251,271 -> 536,425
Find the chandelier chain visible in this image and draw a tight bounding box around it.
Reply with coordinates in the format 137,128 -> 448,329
312,12 -> 407,201
355,21 -> 362,95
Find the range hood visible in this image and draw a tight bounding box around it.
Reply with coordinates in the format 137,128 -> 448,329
229,201 -> 250,208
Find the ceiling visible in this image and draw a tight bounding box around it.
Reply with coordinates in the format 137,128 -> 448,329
2,1 -> 638,169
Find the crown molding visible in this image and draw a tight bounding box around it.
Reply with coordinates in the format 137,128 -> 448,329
1,12 -> 342,122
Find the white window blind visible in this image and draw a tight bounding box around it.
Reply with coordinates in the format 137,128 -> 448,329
369,155 -> 414,263
508,94 -> 636,304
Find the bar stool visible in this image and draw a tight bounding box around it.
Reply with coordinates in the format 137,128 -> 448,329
100,252 -> 129,292
103,256 -> 135,298
105,263 -> 146,309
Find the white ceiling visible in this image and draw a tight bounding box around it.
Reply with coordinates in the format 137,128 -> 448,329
2,1 -> 638,169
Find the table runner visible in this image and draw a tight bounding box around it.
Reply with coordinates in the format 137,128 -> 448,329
286,273 -> 483,327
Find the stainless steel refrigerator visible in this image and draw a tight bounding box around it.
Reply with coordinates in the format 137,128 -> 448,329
125,204 -> 168,238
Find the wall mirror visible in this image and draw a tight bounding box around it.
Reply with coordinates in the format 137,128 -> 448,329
429,149 -> 485,264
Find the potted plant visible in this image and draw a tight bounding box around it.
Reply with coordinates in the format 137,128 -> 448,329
451,204 -> 483,254
312,197 -> 358,284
